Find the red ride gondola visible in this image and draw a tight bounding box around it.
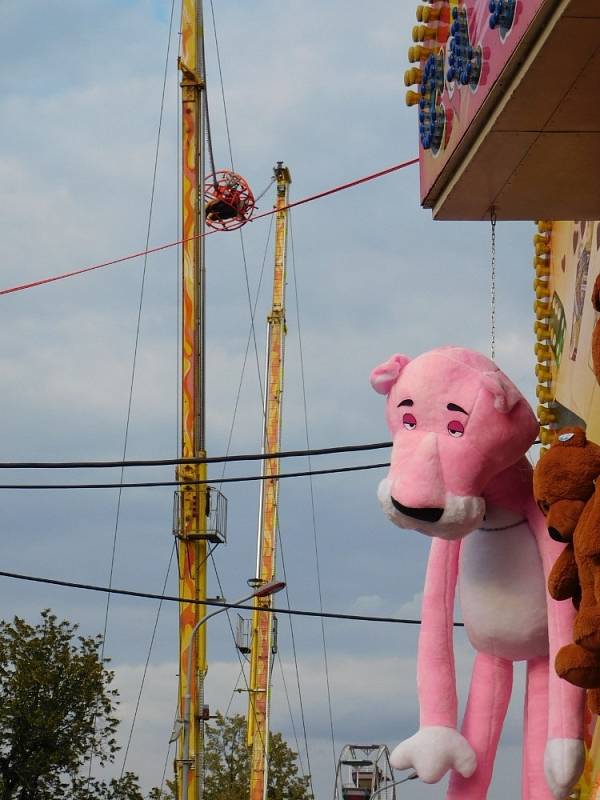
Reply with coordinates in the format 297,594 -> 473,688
204,170 -> 255,231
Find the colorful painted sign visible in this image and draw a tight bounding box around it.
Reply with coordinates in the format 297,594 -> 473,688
406,0 -> 549,202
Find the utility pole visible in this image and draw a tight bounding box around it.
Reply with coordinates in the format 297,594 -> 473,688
176,2 -> 209,799
248,163 -> 292,800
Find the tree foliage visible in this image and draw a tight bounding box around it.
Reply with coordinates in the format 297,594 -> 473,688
204,713 -> 311,800
0,612 -> 311,800
0,610 -> 154,799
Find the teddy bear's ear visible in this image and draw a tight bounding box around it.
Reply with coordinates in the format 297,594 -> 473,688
554,427 -> 587,447
592,275 -> 600,313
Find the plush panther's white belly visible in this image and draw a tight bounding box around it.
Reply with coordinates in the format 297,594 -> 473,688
459,505 -> 549,661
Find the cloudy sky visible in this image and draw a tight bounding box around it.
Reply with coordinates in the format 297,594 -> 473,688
0,1 -> 539,798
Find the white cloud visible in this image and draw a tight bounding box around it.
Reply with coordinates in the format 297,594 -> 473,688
395,592 -> 423,619
350,594 -> 386,613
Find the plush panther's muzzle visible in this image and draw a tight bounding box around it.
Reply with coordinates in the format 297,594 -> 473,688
391,497 -> 444,523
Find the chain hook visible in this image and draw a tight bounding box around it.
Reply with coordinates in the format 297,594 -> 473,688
490,206 -> 497,361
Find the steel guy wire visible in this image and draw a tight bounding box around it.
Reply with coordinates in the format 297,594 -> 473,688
276,650 -> 310,791
208,553 -> 270,776
120,541 -> 176,777
159,696 -> 181,799
238,224 -> 266,415
217,214 -> 274,487
276,520 -> 315,796
254,176 -> 277,204
290,211 -> 337,770
206,0 -> 265,414
86,0 -> 177,790
208,0 -> 235,171
224,664 -> 246,717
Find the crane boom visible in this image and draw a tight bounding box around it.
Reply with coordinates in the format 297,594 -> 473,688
248,163 -> 292,800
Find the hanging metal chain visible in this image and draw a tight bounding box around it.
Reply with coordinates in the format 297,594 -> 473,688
199,32 -> 219,189
204,99 -> 218,187
490,207 -> 497,361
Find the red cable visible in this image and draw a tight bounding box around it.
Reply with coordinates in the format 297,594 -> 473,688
0,157 -> 418,297
253,156 -> 420,221
0,230 -> 218,297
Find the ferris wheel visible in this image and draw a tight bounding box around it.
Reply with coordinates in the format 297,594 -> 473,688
334,744 -> 415,800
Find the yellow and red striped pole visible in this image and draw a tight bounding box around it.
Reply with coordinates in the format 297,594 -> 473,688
248,163 -> 292,800
177,2 -> 208,799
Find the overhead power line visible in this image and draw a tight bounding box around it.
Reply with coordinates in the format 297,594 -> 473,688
0,569 -> 465,627
0,158 -> 418,297
0,441 -> 391,470
0,461 -> 389,490
0,438 -> 542,473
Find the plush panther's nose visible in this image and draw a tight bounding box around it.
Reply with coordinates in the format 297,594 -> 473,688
391,497 -> 444,523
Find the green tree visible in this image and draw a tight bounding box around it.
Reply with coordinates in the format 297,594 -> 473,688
147,780 -> 175,800
204,713 -> 311,800
65,772 -> 146,799
147,787 -> 174,800
0,610 -> 155,799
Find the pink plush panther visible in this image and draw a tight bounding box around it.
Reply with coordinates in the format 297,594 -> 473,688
370,347 -> 584,800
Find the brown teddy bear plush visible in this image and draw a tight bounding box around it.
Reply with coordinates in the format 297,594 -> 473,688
533,427 -> 600,708
592,274 -> 600,382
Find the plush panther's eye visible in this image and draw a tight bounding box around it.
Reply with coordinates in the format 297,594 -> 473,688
448,420 -> 464,437
402,413 -> 417,430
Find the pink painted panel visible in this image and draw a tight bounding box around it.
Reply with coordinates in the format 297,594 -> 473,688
419,0 -> 548,201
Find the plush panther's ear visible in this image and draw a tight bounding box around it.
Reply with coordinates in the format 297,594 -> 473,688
370,354 -> 411,395
480,371 -> 521,413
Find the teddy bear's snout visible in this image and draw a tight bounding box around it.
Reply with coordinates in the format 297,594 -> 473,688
546,499 -> 587,543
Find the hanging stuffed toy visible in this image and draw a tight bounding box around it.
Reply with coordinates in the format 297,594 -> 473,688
370,346 -> 585,800
533,427 -> 600,712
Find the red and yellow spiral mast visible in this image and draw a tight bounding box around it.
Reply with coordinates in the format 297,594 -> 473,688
247,163 -> 292,800
176,1 -> 209,798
